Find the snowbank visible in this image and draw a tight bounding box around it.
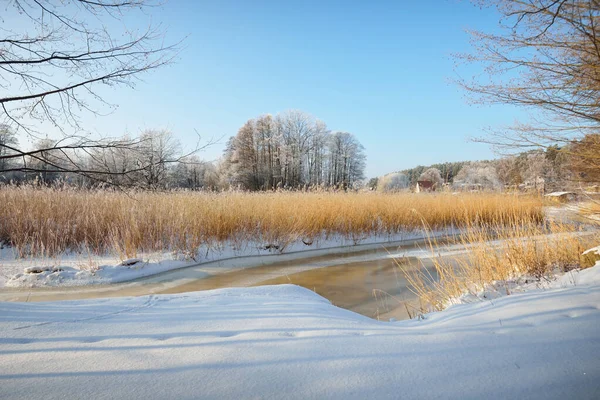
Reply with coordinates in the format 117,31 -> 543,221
545,191 -> 576,197
1,266 -> 599,399
3,259 -> 196,288
1,229 -> 458,288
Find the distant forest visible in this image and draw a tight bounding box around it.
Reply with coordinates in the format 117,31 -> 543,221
373,144 -> 580,193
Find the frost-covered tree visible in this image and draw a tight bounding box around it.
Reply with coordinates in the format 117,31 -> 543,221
0,1 -> 186,184
0,125 -> 19,178
327,131 -> 366,189
134,130 -> 181,189
367,177 -> 379,190
27,138 -> 70,183
170,156 -> 218,190
495,156 -> 522,187
378,172 -> 409,192
418,168 -> 444,186
86,135 -> 138,187
454,162 -> 501,190
87,129 -> 187,189
222,111 -> 366,190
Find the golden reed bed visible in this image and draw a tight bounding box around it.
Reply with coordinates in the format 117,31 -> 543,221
0,187 -> 543,258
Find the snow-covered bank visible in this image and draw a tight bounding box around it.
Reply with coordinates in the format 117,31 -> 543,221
1,266 -> 599,399
3,226 -> 595,290
1,229 -> 458,288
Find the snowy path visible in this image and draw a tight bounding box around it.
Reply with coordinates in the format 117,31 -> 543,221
1,268 -> 599,399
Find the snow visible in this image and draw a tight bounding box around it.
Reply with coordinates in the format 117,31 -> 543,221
3,257 -> 197,288
583,245 -> 600,256
0,229 -> 459,288
4,226 -> 594,290
452,264 -> 600,306
1,265 -> 599,399
545,191 -> 576,197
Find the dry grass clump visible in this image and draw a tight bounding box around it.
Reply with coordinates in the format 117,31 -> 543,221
0,185 -> 542,259
578,201 -> 600,223
403,222 -> 598,312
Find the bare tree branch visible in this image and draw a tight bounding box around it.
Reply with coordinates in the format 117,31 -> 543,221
459,0 -> 600,183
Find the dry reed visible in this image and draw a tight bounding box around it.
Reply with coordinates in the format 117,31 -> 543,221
0,185 -> 543,259
403,221 -> 598,313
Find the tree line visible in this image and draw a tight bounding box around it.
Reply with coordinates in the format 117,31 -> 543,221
373,140 -> 595,193
220,110 -> 366,190
0,124 -> 217,190
0,110 -> 367,191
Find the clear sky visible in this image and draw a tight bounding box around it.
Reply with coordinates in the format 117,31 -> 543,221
66,1 -> 522,178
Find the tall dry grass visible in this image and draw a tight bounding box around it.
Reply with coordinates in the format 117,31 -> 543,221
403,221 -> 598,313
578,201 -> 600,222
0,185 -> 543,259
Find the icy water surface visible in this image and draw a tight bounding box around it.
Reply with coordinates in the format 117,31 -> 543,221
157,255 -> 437,320
0,241 -> 442,320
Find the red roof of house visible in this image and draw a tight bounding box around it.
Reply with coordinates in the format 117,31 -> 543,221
417,180 -> 435,189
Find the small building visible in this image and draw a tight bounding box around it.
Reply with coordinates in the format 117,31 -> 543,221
416,180 -> 436,193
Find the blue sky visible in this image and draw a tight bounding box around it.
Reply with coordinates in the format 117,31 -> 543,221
82,1 -> 520,177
